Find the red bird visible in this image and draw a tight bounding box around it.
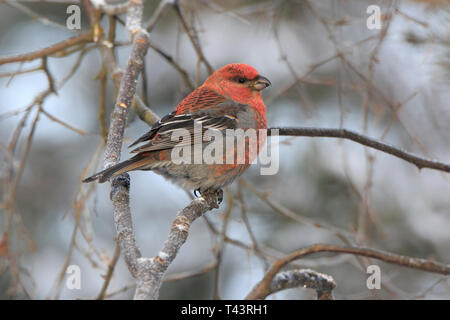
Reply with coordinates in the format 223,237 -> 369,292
83,63 -> 271,199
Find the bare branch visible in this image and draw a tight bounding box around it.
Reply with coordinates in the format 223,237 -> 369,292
246,243 -> 450,300
94,0 -> 130,15
103,29 -> 149,168
87,0 -> 222,301
267,269 -> 336,300
270,127 -> 450,174
148,42 -> 195,90
5,0 -> 68,30
132,95 -> 160,127
96,241 -> 121,300
90,0 -> 149,284
145,0 -> 172,32
110,174 -> 141,278
41,108 -> 88,136
133,192 -> 220,300
0,33 -> 93,66
172,0 -> 214,75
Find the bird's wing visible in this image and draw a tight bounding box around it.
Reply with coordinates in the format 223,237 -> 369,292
128,89 -> 251,154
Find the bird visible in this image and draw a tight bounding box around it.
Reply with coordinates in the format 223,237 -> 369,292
83,63 -> 271,202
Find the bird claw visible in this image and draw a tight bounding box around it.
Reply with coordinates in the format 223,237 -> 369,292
215,189 -> 223,205
195,188 -> 223,209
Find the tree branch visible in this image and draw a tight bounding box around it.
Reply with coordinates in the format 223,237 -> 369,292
92,0 -> 222,300
103,16 -> 150,277
92,0 -> 130,15
267,269 -> 336,300
0,33 -> 93,66
246,243 -> 450,299
134,193 -> 220,300
96,0 -> 148,285
172,0 -> 214,75
269,127 -> 450,174
103,28 -> 149,168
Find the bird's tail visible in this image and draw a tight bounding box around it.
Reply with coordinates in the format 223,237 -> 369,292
82,154 -> 153,183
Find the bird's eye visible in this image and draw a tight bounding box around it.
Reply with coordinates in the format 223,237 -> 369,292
238,77 -> 246,83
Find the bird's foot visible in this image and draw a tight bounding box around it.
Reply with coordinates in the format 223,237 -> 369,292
195,188 -> 223,209
215,189 -> 224,205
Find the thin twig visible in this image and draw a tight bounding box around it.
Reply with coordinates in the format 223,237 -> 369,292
96,241 -> 121,300
0,33 -> 93,65
172,0 -> 214,74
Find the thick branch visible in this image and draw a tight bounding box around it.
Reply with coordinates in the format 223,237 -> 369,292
246,243 -> 450,299
95,0 -> 149,280
269,127 -> 450,174
104,28 -> 149,278
134,193 -> 220,300
268,269 -> 336,300
103,29 -> 149,168
91,0 -> 218,301
110,174 -> 141,278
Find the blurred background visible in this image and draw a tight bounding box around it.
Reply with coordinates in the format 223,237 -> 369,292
0,0 -> 449,299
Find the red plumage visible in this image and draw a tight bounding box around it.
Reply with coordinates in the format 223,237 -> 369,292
83,63 -> 271,195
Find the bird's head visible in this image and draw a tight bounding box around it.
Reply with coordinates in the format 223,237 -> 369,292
203,63 -> 271,105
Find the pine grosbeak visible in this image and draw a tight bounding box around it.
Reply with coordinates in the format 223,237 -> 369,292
83,63 -> 271,199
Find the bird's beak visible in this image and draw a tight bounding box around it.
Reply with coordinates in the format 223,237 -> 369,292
253,75 -> 271,91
